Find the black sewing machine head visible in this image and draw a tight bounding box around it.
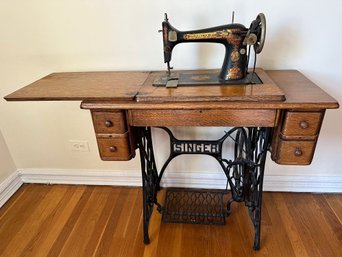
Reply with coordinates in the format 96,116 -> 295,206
154,13 -> 266,87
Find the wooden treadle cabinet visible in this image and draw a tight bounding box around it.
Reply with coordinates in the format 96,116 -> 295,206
3,68 -> 339,251
4,69 -> 339,166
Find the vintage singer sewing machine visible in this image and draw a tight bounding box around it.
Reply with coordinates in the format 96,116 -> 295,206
4,12 -> 339,251
154,13 -> 266,87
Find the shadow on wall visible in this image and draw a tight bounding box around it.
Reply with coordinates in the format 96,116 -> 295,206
0,129 -> 17,182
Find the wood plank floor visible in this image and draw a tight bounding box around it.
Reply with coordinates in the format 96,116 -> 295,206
0,184 -> 341,257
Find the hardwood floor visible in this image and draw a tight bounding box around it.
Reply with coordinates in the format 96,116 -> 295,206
0,184 -> 341,257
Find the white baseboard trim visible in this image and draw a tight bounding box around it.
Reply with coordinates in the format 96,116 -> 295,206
19,169 -> 142,187
18,169 -> 342,193
264,175 -> 342,193
0,169 -> 341,208
0,171 -> 23,208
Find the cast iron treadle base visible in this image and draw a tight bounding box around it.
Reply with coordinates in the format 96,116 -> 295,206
137,126 -> 271,250
162,188 -> 228,225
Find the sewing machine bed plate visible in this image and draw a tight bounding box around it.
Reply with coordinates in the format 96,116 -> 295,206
153,71 -> 262,87
137,68 -> 286,102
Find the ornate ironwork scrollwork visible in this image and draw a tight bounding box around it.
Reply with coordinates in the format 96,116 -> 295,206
136,127 -> 162,244
225,127 -> 271,250
136,126 -> 271,250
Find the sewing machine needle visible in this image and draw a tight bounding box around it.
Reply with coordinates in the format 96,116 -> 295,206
167,62 -> 173,76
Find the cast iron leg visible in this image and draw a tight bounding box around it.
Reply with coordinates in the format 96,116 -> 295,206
251,128 -> 269,250
136,127 -> 160,244
224,127 -> 271,250
253,207 -> 262,250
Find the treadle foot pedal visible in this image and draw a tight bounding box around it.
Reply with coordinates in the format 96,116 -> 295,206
162,188 -> 228,225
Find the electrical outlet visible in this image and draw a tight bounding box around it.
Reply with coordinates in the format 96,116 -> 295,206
69,140 -> 90,152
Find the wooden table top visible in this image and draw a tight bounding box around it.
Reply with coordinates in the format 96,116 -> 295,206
4,69 -> 339,110
4,71 -> 150,101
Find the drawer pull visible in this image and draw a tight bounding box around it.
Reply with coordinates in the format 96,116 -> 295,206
299,121 -> 309,129
109,146 -> 117,152
294,148 -> 303,157
105,120 -> 113,127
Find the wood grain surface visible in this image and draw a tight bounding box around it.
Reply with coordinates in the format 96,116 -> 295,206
4,69 -> 339,110
136,69 -> 286,102
281,111 -> 323,138
0,184 -> 341,257
4,71 -> 150,101
81,70 -> 339,110
273,139 -> 316,165
129,109 -> 277,127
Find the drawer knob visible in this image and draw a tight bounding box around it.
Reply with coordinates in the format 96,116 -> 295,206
294,148 -> 303,157
299,121 -> 309,129
109,146 -> 117,152
105,120 -> 113,127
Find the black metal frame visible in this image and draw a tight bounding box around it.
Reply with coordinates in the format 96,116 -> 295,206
136,126 -> 271,250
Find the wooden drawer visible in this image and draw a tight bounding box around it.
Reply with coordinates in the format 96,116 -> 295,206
96,133 -> 133,161
129,109 -> 277,127
273,139 -> 316,165
271,109 -> 325,165
281,111 -> 323,138
92,111 -> 127,134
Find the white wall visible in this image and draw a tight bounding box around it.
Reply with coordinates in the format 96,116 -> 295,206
0,130 -> 16,182
0,1 -> 341,189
